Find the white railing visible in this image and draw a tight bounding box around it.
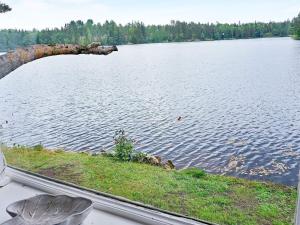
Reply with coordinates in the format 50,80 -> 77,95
0,146 -> 6,178
0,146 -> 10,187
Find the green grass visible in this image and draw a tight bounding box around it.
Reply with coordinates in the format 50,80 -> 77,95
2,145 -> 297,225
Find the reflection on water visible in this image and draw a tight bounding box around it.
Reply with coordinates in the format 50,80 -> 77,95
0,38 -> 300,185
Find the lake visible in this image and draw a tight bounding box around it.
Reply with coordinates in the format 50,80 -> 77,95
0,38 -> 300,185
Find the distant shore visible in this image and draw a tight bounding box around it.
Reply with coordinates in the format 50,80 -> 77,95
0,36 -> 293,52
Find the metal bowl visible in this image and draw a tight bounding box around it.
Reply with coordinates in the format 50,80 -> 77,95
2,194 -> 93,225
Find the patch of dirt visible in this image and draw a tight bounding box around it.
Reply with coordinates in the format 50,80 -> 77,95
38,164 -> 83,184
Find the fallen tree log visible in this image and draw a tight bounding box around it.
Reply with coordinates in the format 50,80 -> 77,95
0,43 -> 118,79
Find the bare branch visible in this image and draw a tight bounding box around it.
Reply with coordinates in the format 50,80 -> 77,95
0,43 -> 118,79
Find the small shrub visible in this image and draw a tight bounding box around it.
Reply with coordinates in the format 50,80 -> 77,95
33,144 -> 43,151
113,130 -> 134,161
131,151 -> 148,163
112,130 -> 173,168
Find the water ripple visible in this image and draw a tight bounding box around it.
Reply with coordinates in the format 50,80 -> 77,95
0,38 -> 300,185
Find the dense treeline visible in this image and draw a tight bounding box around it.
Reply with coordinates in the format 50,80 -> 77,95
0,19 -> 296,51
0,30 -> 38,51
291,13 -> 300,39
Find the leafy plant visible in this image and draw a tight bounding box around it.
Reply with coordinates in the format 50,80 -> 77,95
131,151 -> 148,163
113,130 -> 134,161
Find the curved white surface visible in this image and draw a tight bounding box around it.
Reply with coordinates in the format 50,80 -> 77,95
0,167 -> 210,225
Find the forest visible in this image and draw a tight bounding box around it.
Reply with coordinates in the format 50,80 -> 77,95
291,13 -> 300,39
0,11 -> 299,51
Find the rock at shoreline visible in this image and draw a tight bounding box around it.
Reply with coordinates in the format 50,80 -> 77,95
164,160 -> 175,170
99,150 -> 174,170
145,155 -> 162,166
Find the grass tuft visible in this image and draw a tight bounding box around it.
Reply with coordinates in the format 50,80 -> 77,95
179,168 -> 207,178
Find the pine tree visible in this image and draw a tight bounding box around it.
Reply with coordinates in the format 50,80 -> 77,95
292,13 -> 300,39
0,2 -> 11,13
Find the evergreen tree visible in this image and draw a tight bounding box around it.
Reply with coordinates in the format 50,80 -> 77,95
0,2 -> 11,13
0,18 -> 294,51
291,13 -> 300,39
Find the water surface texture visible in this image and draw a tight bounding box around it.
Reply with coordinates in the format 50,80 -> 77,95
1,38 -> 300,185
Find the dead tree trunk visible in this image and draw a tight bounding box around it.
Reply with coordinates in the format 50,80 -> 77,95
0,43 -> 118,79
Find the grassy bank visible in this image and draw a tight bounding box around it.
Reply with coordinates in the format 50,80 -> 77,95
3,145 -> 297,225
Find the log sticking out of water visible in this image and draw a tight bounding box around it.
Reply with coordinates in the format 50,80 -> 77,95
0,43 -> 118,80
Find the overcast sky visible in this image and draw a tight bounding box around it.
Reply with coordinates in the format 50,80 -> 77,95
0,0 -> 300,30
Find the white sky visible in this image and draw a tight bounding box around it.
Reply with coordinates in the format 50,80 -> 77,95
0,0 -> 300,30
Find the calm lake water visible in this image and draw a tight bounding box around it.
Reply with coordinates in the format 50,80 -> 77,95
0,38 -> 300,185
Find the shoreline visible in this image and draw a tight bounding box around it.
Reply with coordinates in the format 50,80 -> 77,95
0,36 -> 292,52
1,143 -> 296,187
2,145 -> 297,225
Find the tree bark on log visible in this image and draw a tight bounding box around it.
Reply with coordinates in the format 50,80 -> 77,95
0,43 -> 118,80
